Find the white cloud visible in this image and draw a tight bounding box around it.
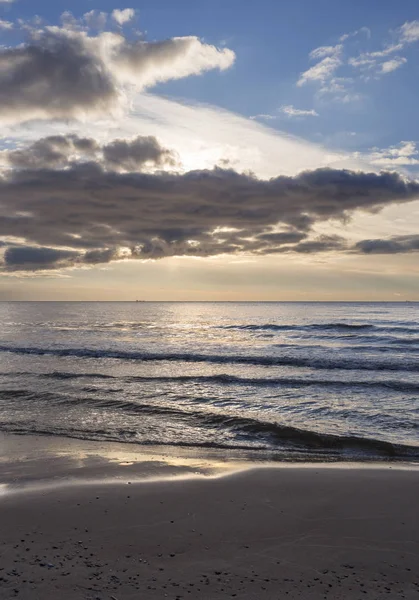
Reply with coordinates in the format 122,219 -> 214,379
348,44 -> 404,69
309,45 -> 342,60
302,19 -> 419,96
388,141 -> 416,157
280,105 -> 319,117
349,43 -> 406,78
368,44 -> 404,58
112,8 -> 136,26
348,20 -> 419,79
0,19 -> 13,30
399,20 -> 419,43
339,26 -> 371,42
367,141 -> 419,168
84,10 -> 108,30
380,56 -> 407,74
317,78 -> 361,104
112,35 -> 235,89
249,114 -> 277,121
297,54 -> 342,86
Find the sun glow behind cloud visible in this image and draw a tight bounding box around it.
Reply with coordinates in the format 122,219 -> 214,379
2,92 -> 353,178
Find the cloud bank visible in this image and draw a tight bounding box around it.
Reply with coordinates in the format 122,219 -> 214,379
1,135 -> 418,271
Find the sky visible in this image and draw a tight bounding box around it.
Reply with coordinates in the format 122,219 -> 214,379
1,0 -> 419,300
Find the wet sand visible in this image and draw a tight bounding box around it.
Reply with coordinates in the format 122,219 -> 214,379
1,466 -> 418,599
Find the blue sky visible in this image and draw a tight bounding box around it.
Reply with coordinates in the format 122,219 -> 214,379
0,0 -> 419,299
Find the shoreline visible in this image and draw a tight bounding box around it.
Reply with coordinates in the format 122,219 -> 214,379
1,431 -> 419,492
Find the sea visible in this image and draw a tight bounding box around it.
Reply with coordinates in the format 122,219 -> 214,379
0,301 -> 418,463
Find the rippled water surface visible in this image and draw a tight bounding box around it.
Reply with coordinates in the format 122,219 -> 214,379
0,301 -> 418,461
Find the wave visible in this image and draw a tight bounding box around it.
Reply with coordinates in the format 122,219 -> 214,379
221,322 -> 419,334
42,371 -> 114,380
54,393 -> 419,432
0,405 -> 418,460
23,371 -> 419,394
1,345 -> 418,372
222,322 -> 373,332
3,371 -> 419,395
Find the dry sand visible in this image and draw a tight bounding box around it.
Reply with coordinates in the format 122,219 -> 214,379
0,466 -> 418,599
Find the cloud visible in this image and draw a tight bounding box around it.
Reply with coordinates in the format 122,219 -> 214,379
102,135 -> 178,170
4,134 -> 177,172
349,47 -> 406,78
3,246 -> 80,270
1,245 -> 127,271
302,19 -> 419,96
5,92 -> 347,179
367,141 -> 419,168
398,20 -> 419,44
255,234 -> 347,255
5,135 -> 99,170
348,20 -> 419,80
339,27 -> 371,42
0,145 -> 418,270
0,18 -> 235,125
313,76 -> 360,104
380,56 -> 407,74
354,234 -> 419,254
7,228 -> 419,273
256,231 -> 307,245
280,105 -> 319,118
309,45 -> 342,61
0,19 -> 13,30
283,235 -> 347,254
249,114 -> 277,121
297,52 -> 342,86
112,8 -> 135,26
348,44 -> 403,69
250,107 -> 319,120
0,28 -> 118,124
83,10 -> 108,30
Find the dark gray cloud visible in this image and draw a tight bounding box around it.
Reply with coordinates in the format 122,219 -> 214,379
0,159 -> 418,270
2,245 -> 126,272
7,135 -> 99,170
269,235 -> 347,255
83,247 -> 120,264
354,234 -> 419,254
6,134 -> 176,171
0,24 -> 235,123
102,136 -> 177,170
3,246 -> 80,270
0,29 -> 117,123
248,234 -> 348,256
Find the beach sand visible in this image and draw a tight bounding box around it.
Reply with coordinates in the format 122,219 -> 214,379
0,465 -> 418,599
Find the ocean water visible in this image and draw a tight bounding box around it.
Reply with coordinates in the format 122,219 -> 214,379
0,301 -> 418,462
